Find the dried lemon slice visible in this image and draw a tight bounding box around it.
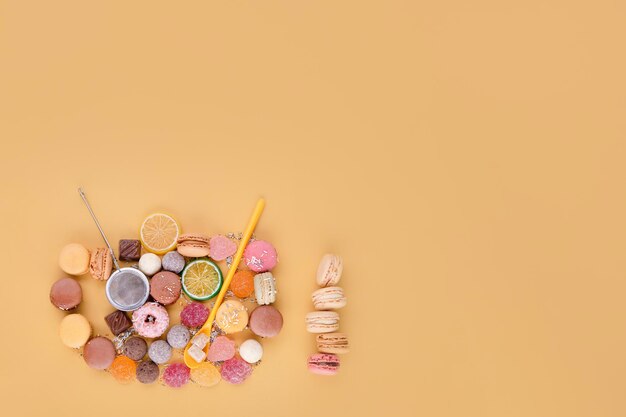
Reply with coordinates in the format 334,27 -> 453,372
139,213 -> 180,254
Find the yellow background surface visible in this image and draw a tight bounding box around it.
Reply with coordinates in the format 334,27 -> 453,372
1,1 -> 625,416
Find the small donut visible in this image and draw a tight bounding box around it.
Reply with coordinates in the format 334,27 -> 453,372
132,302 -> 170,338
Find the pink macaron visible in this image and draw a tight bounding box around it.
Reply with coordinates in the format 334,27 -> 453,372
244,240 -> 278,272
307,353 -> 340,375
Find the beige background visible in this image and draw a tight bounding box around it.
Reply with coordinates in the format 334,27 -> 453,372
1,1 -> 625,416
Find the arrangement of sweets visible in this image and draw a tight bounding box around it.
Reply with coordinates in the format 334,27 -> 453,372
306,254 -> 349,375
51,189 -> 281,388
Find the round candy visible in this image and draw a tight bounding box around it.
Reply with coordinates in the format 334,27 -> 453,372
167,324 -> 190,349
163,363 -> 190,388
230,270 -> 255,298
136,360 -> 160,384
138,253 -> 161,276
83,337 -> 116,370
190,362 -> 221,387
221,357 -> 253,384
207,336 -> 236,362
122,337 -> 148,361
162,251 -> 185,273
148,340 -> 172,364
50,277 -> 82,310
150,271 -> 182,305
249,305 -> 283,338
215,299 -> 248,334
59,314 -> 91,348
109,355 -> 136,383
209,235 -> 237,261
243,240 -> 278,272
132,302 -> 169,338
239,339 -> 263,364
180,302 -> 210,328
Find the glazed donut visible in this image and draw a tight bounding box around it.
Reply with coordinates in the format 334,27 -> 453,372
132,302 -> 169,338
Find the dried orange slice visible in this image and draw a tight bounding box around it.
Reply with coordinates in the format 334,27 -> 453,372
139,213 -> 180,254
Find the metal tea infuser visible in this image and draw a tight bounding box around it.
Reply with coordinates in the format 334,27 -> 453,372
78,187 -> 150,311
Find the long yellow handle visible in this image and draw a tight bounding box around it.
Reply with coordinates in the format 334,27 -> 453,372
184,198 -> 265,368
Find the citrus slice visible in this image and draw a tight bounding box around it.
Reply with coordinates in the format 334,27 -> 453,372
140,213 -> 180,254
182,259 -> 223,301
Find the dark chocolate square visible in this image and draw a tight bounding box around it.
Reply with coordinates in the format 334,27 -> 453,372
119,239 -> 141,261
105,310 -> 132,335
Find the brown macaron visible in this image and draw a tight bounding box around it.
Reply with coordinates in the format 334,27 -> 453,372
176,234 -> 210,257
249,305 -> 284,338
83,337 -> 116,370
50,277 -> 83,310
89,248 -> 113,281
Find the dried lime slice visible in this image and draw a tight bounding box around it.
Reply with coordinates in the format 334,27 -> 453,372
181,259 -> 223,300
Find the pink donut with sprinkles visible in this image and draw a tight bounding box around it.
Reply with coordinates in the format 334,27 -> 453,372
243,240 -> 278,272
132,302 -> 170,338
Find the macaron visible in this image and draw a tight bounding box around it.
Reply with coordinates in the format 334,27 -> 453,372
150,271 -> 182,305
316,333 -> 350,354
176,234 -> 210,258
312,286 -> 347,310
50,277 -> 82,310
215,299 -> 248,334
307,353 -> 340,375
83,337 -> 116,370
244,240 -> 278,272
59,314 -> 91,348
239,339 -> 263,364
316,254 -> 343,287
122,337 -> 148,361
249,305 -> 283,338
89,248 -> 113,281
254,272 -> 277,305
138,253 -> 161,276
305,311 -> 340,333
58,243 -> 90,276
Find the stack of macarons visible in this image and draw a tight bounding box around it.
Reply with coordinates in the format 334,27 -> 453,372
306,254 -> 349,375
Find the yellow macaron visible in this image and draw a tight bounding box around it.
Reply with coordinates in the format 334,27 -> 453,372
58,243 -> 90,276
59,314 -> 91,348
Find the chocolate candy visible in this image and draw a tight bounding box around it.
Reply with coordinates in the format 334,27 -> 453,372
105,310 -> 132,335
119,239 -> 141,261
123,337 -> 148,360
136,360 -> 160,384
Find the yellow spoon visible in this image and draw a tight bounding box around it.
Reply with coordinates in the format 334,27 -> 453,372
184,198 -> 266,368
